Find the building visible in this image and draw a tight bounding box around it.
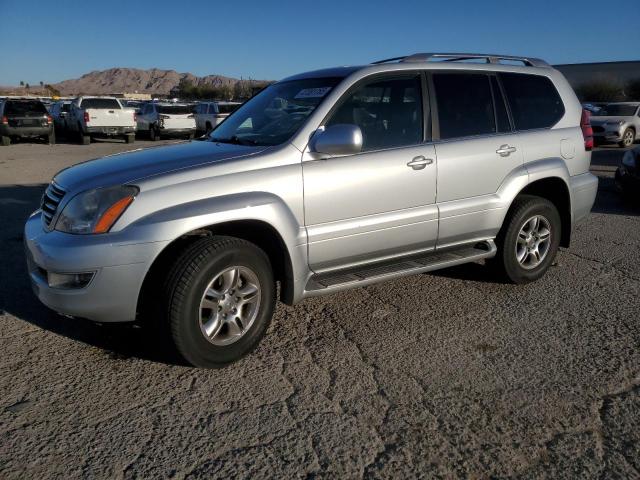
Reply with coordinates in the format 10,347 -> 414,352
554,61 -> 640,89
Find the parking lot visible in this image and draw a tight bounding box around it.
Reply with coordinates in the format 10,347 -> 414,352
0,140 -> 638,478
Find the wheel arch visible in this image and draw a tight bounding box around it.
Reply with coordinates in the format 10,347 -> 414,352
136,217 -> 299,324
514,176 -> 572,248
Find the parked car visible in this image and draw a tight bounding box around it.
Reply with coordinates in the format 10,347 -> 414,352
0,98 -> 54,146
24,52 -> 598,367
615,146 -> 640,200
49,100 -> 73,133
194,101 -> 241,135
590,102 -> 640,148
137,102 -> 196,140
66,96 -> 136,145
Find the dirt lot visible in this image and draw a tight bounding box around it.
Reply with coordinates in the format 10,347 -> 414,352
1,139 -> 639,479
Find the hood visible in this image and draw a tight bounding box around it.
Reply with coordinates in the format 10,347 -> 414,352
590,116 -> 633,125
53,140 -> 269,193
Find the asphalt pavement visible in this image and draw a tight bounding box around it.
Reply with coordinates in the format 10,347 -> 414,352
0,138 -> 638,479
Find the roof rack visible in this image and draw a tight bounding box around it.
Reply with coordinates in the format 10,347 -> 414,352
372,52 -> 549,67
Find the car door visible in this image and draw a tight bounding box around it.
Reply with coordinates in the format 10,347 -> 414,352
431,72 -> 523,248
303,73 -> 438,272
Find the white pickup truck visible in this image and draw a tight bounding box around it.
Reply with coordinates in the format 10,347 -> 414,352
67,97 -> 137,145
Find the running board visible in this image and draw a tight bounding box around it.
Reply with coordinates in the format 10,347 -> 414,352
304,240 -> 496,296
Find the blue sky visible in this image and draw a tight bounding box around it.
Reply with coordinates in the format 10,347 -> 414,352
0,0 -> 638,85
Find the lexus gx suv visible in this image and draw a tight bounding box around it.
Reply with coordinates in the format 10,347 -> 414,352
24,53 -> 598,367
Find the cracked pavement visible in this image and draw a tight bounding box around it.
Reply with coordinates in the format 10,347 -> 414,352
1,140 -> 639,478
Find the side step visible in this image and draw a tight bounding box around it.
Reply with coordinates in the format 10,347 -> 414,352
304,240 -> 496,296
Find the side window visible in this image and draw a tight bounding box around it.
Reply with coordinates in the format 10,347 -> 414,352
209,104 -> 218,114
490,76 -> 511,133
325,75 -> 423,152
433,73 -> 495,140
499,73 -> 565,130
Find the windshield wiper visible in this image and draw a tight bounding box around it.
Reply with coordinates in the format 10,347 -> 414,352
210,135 -> 261,146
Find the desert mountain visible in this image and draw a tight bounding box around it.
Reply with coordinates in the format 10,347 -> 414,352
52,67 -> 262,95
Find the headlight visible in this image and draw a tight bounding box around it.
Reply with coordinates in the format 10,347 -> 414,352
55,185 -> 138,234
622,150 -> 636,168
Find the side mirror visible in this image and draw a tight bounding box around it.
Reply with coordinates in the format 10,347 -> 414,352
311,124 -> 363,156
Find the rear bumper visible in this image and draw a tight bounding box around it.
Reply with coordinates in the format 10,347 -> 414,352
0,125 -> 51,137
570,172 -> 598,226
159,127 -> 196,136
86,125 -> 136,136
24,210 -> 169,323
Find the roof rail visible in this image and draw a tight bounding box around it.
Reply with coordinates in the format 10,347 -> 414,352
372,53 -> 549,67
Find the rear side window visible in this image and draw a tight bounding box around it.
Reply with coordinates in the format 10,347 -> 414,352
433,73 -> 495,139
80,98 -> 121,109
4,101 -> 48,115
499,73 -> 564,130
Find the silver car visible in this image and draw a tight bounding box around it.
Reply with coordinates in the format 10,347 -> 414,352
590,102 -> 640,148
24,53 -> 598,367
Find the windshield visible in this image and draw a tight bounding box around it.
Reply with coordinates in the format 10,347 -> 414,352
157,104 -> 194,115
210,77 -> 342,146
595,104 -> 638,116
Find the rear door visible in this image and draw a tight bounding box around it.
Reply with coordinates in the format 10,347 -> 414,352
431,72 -> 523,248
303,72 -> 438,272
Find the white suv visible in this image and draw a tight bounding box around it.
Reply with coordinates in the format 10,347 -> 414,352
136,102 -> 196,140
194,101 -> 241,135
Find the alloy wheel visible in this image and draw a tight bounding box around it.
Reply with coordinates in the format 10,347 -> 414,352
515,215 -> 552,270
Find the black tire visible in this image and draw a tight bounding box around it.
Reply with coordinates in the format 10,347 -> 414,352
1,135 -> 10,146
125,133 -> 135,144
149,125 -> 159,141
492,195 -> 561,284
619,128 -> 635,148
205,122 -> 212,135
162,236 -> 276,367
47,131 -> 56,145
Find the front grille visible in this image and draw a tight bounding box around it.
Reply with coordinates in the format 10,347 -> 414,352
592,126 -> 604,133
41,182 -> 66,228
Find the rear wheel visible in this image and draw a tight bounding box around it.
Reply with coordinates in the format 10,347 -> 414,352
619,128 -> 635,148
125,133 -> 135,144
0,135 -> 10,146
492,195 -> 561,284
187,132 -> 195,140
149,125 -> 159,141
205,122 -> 213,135
162,236 -> 276,367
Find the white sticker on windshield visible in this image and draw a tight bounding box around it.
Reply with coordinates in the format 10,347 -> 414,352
294,87 -> 331,99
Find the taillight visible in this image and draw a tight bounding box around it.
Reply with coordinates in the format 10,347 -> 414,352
133,111 -> 137,122
46,115 -> 53,124
1,116 -> 7,124
84,111 -> 90,124
581,109 -> 593,151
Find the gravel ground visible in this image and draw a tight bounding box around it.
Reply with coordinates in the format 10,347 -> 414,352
0,139 -> 639,479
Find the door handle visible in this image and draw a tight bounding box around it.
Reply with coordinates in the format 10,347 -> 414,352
496,144 -> 517,157
407,156 -> 434,170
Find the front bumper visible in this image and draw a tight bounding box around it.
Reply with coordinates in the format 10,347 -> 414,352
570,172 -> 599,225
86,126 -> 136,136
24,211 -> 168,323
592,127 -> 623,144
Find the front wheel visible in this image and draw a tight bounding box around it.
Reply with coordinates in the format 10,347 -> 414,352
619,128 -> 635,148
149,126 -> 159,141
492,195 -> 561,284
162,236 -> 276,367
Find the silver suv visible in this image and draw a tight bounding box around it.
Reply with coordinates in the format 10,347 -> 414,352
589,102 -> 640,148
24,53 -> 598,367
